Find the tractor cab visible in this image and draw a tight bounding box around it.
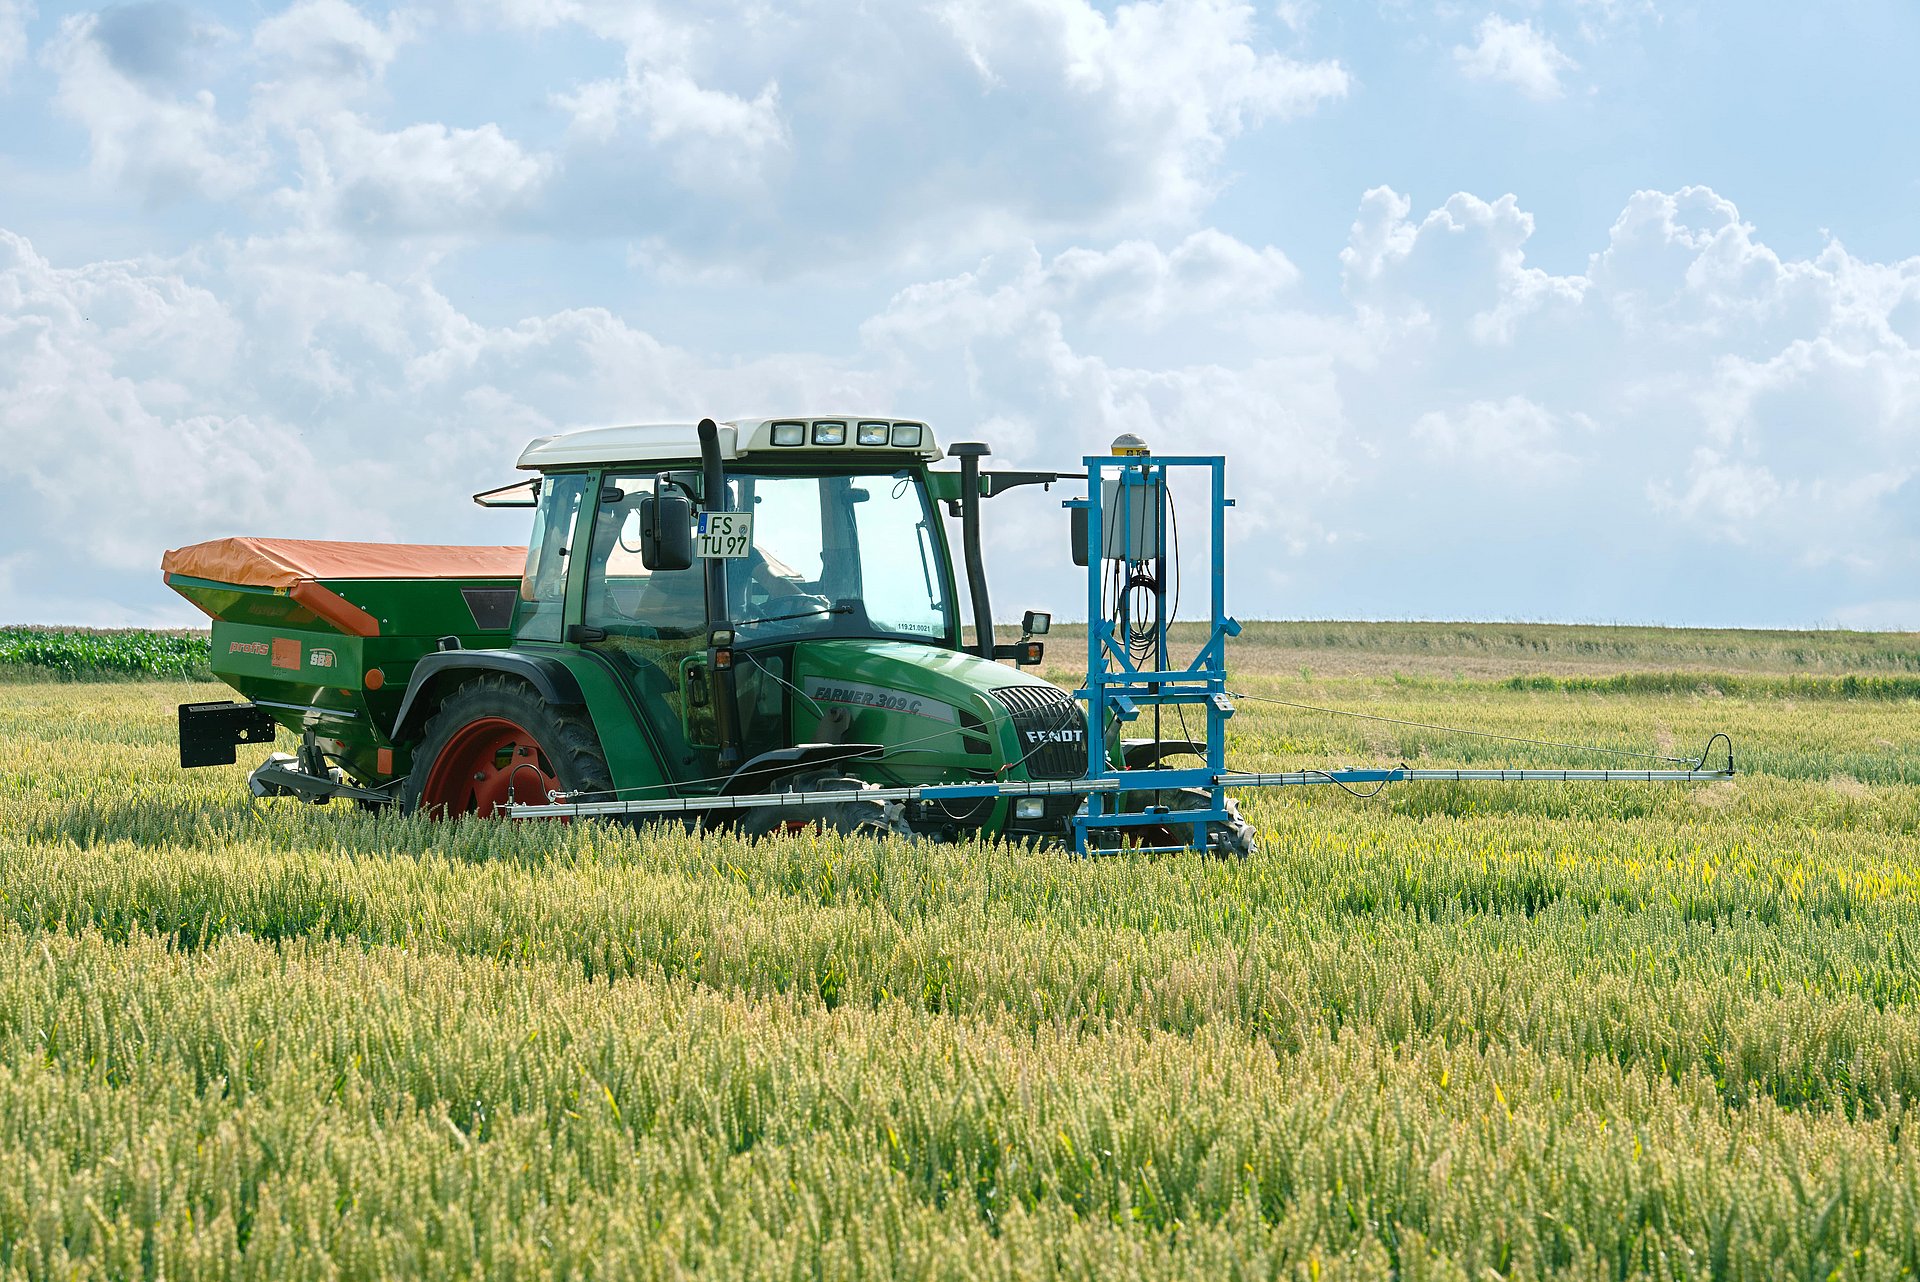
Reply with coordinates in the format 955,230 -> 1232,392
486,416 -> 1083,839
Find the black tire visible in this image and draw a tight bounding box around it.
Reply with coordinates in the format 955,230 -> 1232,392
734,772 -> 915,840
401,676 -> 612,817
1156,788 -> 1259,858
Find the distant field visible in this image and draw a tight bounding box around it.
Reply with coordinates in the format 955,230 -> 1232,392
1039,619 -> 1920,680
14,619 -> 1917,684
3,618 -> 1920,1278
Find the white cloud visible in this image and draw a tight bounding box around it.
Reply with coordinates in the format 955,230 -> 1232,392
252,0 -> 417,114
1649,450 -> 1779,528
0,223 -> 895,616
870,230 -> 1299,348
279,114 -> 552,234
41,11 -> 264,201
863,233 -> 1346,573
4,179 -> 1919,626
0,0 -> 31,86
0,231 -> 346,575
1411,396 -> 1580,477
556,59 -> 787,190
31,0 -> 1346,270
1339,183 -> 1920,578
537,0 -> 1347,271
936,0 -> 1348,223
1342,186 -> 1586,342
1453,15 -> 1576,101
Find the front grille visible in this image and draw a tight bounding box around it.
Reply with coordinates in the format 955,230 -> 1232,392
987,685 -> 1090,780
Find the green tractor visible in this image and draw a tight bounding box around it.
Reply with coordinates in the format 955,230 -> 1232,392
167,416 -> 1251,849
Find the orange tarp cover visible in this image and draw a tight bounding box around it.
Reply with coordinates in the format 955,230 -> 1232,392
163,538 -> 526,590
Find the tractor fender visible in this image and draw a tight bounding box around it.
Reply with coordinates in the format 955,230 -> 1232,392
391,651 -> 586,743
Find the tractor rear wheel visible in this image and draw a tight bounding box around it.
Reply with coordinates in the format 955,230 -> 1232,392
403,677 -> 612,817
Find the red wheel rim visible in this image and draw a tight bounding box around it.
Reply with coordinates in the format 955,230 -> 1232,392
419,716 -> 560,817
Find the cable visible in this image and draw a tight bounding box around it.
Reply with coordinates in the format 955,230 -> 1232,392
1164,481 -> 1201,750
561,682 -> 1089,804
737,650 -> 828,720
763,648 -> 1003,825
570,712 -> 975,801
1298,765 -> 1410,799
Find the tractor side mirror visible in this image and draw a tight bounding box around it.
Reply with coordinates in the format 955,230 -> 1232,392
640,492 -> 694,571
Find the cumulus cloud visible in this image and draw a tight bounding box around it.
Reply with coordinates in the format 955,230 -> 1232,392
29,0 -> 1348,270
1343,186 -> 1587,342
0,222 -> 897,619
1338,184 -> 1920,592
936,0 -> 1348,222
1411,396 -> 1581,478
42,9 -> 264,201
0,231 -> 344,579
251,0 -> 416,113
384,0 -> 1344,267
1453,15 -> 1576,100
278,114 -> 552,234
4,172 -> 1919,626
556,60 -> 787,191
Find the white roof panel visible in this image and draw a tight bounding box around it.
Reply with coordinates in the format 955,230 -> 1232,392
515,422 -> 736,470
515,416 -> 941,470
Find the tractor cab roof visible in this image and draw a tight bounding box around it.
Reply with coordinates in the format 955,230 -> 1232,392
515,416 -> 942,471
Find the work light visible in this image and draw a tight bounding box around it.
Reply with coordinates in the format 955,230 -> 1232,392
812,421 -> 847,445
890,423 -> 923,448
857,421 -> 890,446
770,422 -> 806,446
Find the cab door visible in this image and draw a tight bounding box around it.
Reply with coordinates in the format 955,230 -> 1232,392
577,475 -> 720,783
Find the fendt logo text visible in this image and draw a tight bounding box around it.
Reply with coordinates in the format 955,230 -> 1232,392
1025,728 -> 1084,745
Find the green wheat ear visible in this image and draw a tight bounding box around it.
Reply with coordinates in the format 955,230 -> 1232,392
1,623 -> 1916,1278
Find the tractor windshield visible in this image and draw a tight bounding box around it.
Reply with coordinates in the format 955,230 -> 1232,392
726,469 -> 954,646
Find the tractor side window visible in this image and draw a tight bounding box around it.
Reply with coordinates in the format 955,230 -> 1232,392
515,473 -> 585,642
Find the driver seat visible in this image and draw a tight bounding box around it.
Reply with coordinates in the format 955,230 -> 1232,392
633,565 -> 707,636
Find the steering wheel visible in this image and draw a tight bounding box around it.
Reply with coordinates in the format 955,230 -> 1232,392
734,548 -> 831,621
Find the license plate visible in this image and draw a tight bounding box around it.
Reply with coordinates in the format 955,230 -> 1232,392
696,512 -> 753,559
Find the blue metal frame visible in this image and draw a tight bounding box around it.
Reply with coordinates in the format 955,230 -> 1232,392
1064,454 -> 1240,854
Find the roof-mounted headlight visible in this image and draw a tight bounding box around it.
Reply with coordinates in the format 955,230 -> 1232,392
856,421 -> 890,446
771,421 -> 806,446
890,423 -> 923,448
812,421 -> 847,445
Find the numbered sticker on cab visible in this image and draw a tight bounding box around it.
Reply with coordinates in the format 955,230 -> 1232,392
696,512 -> 754,559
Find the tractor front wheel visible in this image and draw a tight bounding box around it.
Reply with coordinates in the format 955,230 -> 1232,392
402,677 -> 612,817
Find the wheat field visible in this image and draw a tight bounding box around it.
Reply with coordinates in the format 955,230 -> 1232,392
3,624 -> 1920,1279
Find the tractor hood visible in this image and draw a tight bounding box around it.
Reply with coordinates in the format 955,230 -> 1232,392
786,639 -> 1087,781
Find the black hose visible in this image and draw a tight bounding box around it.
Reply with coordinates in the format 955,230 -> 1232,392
697,417 -> 743,768
951,443 -> 995,659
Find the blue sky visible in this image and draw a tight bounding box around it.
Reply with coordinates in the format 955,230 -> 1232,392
1,0 -> 1916,628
